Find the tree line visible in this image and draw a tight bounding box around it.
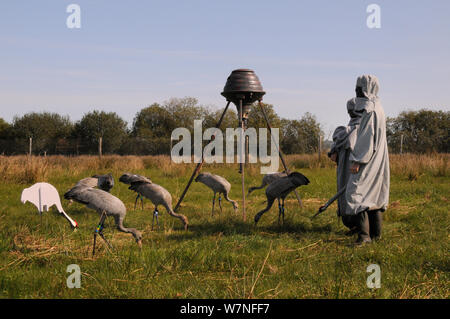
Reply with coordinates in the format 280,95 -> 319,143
387,109 -> 449,154
0,97 -> 323,156
0,97 -> 448,155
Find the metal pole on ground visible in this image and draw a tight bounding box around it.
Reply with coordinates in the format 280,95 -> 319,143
174,102 -> 231,212
239,99 -> 246,221
98,137 -> 103,158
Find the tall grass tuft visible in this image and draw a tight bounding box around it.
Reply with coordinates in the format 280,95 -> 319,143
0,153 -> 448,184
389,153 -> 448,179
0,156 -> 48,184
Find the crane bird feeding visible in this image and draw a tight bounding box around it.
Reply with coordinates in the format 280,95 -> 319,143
254,172 -> 310,225
119,173 -> 152,210
120,174 -> 189,230
21,182 -> 78,229
247,172 -> 288,196
195,172 -> 238,216
64,185 -> 142,255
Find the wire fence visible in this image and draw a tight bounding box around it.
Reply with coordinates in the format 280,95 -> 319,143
2,135 -> 440,156
0,135 -> 327,157
0,137 -> 175,156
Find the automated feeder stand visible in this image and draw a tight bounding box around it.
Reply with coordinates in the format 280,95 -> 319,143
174,69 -> 303,221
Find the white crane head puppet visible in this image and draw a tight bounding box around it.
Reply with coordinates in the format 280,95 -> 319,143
21,182 -> 78,229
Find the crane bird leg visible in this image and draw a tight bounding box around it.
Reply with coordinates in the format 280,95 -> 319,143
211,193 -> 216,216
218,195 -> 222,214
98,231 -> 113,251
278,201 -> 282,225
134,194 -> 139,210
152,208 -> 159,230
92,233 -> 97,257
92,211 -> 107,256
140,195 -> 144,210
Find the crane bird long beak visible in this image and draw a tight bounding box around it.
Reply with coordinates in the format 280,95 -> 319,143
137,239 -> 142,248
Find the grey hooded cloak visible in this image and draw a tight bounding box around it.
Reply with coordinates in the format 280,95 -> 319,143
344,75 -> 390,216
329,98 -> 361,217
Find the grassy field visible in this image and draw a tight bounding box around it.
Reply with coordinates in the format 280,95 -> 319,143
0,154 -> 448,298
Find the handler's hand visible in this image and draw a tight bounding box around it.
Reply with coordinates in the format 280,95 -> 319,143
350,162 -> 360,174
330,153 -> 337,162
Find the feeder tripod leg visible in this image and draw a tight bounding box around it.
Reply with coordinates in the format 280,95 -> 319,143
174,102 -> 231,213
258,101 -> 304,208
239,99 -> 246,221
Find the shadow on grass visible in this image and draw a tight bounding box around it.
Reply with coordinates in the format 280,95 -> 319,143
165,217 -> 334,242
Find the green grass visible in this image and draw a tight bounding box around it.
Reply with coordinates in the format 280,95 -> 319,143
0,161 -> 448,298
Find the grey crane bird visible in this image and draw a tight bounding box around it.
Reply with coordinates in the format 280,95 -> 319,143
254,172 -> 310,225
66,173 -> 114,206
122,174 -> 189,230
247,172 -> 288,196
73,173 -> 114,192
119,173 -> 152,210
195,172 -> 238,216
64,185 -> 142,255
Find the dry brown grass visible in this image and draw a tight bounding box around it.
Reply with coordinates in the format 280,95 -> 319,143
287,153 -> 449,178
0,156 -> 49,184
287,154 -> 336,169
389,153 -> 449,179
0,153 -> 448,184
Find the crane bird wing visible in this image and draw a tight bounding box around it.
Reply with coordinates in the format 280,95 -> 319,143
264,172 -> 288,184
64,186 -> 90,205
266,172 -> 309,198
119,173 -> 152,185
74,177 -> 98,188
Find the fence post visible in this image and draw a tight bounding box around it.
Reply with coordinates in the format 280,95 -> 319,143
29,137 -> 32,156
98,136 -> 103,158
400,134 -> 404,154
318,135 -> 322,160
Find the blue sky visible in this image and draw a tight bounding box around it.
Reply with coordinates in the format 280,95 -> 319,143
1,0 -> 449,136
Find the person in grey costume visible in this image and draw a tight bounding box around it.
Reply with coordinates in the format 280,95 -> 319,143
345,75 -> 390,245
328,97 -> 362,234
